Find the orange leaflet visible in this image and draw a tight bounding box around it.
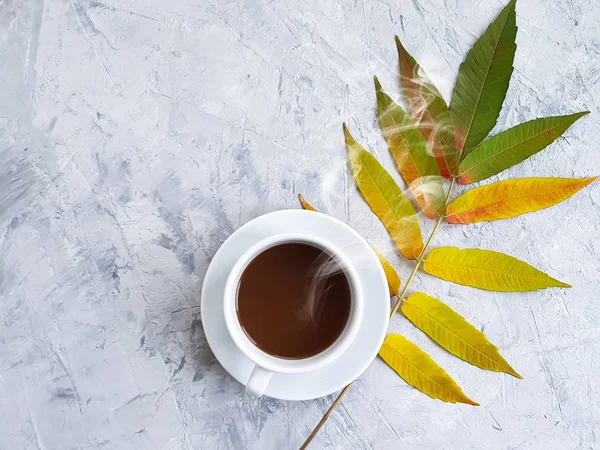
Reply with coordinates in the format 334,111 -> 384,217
396,36 -> 457,178
447,177 -> 597,224
375,77 -> 445,219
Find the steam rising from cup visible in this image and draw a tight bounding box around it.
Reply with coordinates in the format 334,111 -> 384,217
296,241 -> 378,326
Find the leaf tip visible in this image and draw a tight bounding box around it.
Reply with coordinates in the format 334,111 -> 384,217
464,398 -> 480,407
342,122 -> 349,137
373,75 -> 382,91
580,176 -> 598,189
342,122 -> 351,141
298,193 -> 307,206
298,194 -> 318,212
550,278 -> 572,289
394,35 -> 406,54
503,363 -> 523,379
343,123 -> 358,151
573,111 -> 591,120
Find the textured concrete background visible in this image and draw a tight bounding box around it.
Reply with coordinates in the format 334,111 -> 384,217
1,0 -> 599,448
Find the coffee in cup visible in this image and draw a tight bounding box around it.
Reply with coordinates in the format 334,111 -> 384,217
236,242 -> 351,359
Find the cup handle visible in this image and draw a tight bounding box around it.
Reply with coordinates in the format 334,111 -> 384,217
246,365 -> 273,397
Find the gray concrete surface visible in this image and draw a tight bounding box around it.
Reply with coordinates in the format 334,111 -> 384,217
1,0 -> 599,448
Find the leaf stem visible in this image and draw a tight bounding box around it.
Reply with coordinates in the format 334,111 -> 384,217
390,176 -> 456,315
299,176 -> 457,450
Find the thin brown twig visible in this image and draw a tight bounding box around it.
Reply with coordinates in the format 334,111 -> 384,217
299,176 -> 457,449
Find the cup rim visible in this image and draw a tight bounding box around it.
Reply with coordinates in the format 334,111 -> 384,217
223,232 -> 363,374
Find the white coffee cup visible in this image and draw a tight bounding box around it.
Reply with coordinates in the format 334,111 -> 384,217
223,232 -> 364,397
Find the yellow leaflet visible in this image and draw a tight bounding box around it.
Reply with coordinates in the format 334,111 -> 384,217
371,247 -> 401,297
298,194 -> 317,212
297,193 -> 401,296
344,124 -> 423,260
379,334 -> 478,405
447,177 -> 597,224
423,247 -> 570,292
402,293 -> 521,378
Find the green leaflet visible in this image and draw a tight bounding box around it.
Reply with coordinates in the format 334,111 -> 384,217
457,112 -> 589,183
450,0 -> 517,151
396,36 -> 457,177
374,76 -> 445,219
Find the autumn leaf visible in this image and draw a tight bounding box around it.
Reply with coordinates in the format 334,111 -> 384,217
379,334 -> 478,405
447,177 -> 597,223
371,247 -> 401,297
298,193 -> 317,211
423,247 -> 570,292
297,193 -> 401,296
374,77 -> 445,219
450,0 -> 517,151
395,36 -> 457,177
458,112 -> 589,184
402,293 -> 521,378
344,124 -> 423,259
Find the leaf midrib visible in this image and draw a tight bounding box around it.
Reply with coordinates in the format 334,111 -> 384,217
425,258 -> 551,281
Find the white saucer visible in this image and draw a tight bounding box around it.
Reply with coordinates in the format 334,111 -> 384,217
201,209 -> 389,401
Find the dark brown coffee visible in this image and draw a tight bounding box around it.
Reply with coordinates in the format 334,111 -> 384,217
236,242 -> 352,359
